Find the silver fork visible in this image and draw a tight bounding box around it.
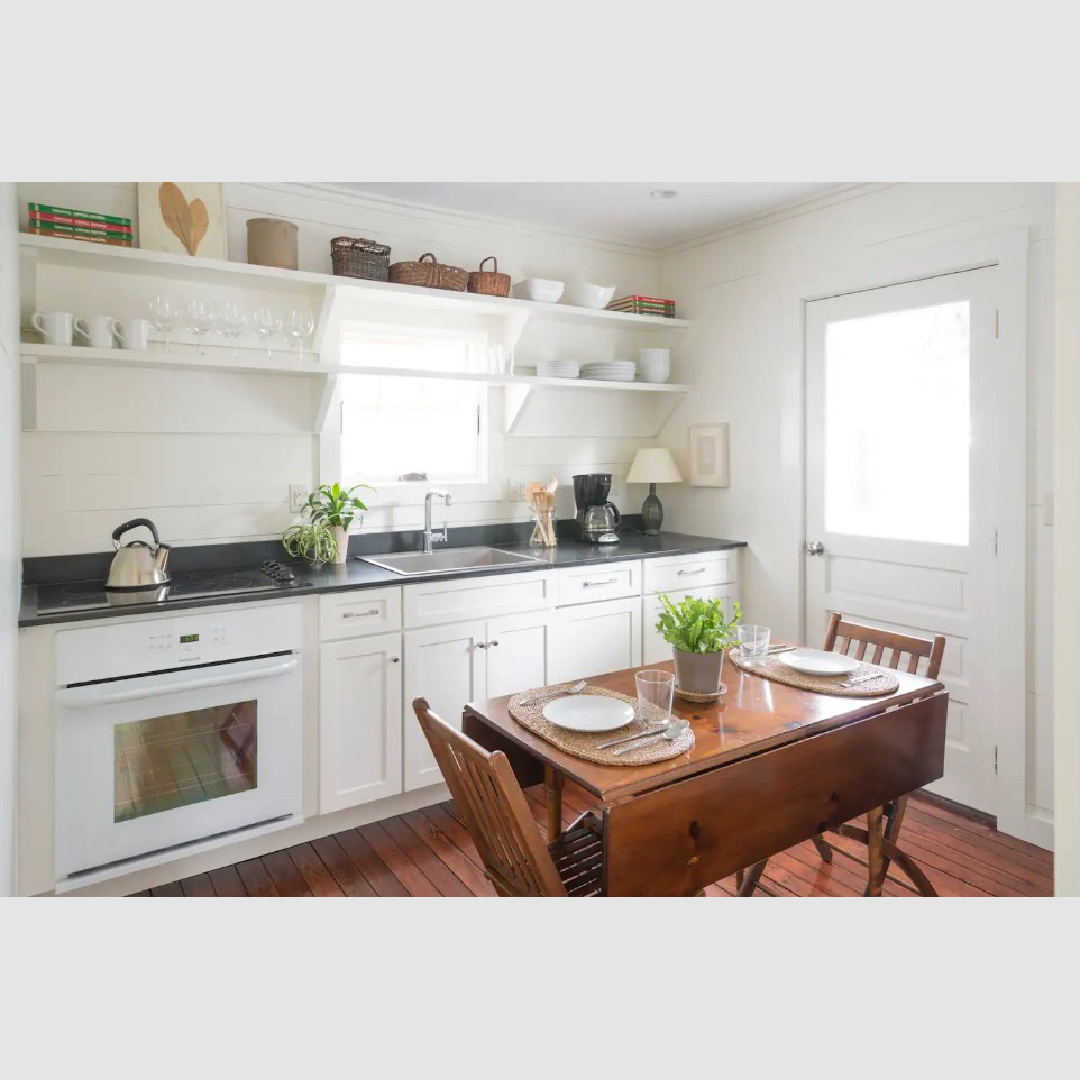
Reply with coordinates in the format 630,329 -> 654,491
518,679 -> 587,706
841,671 -> 880,687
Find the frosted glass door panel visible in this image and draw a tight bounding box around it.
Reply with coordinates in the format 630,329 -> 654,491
824,301 -> 970,545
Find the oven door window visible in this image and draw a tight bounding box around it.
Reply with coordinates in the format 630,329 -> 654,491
114,700 -> 257,823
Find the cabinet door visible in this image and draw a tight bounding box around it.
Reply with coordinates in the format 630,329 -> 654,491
485,610 -> 552,699
642,587 -> 738,666
319,632 -> 403,813
403,620 -> 486,792
549,597 -> 642,684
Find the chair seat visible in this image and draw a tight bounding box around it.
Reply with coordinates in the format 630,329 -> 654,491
548,812 -> 605,897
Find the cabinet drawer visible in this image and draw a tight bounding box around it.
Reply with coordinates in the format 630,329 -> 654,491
556,560 -> 640,606
643,551 -> 738,596
319,587 -> 402,641
404,571 -> 555,629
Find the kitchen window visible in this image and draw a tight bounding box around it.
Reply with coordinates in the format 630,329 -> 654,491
338,329 -> 487,485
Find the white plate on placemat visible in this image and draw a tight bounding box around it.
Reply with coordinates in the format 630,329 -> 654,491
542,696 -> 634,732
778,648 -> 860,677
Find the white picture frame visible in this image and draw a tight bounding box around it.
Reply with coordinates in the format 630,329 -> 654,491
137,182 -> 228,259
688,424 -> 730,487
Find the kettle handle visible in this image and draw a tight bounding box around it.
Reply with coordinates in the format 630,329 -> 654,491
112,518 -> 160,549
607,502 -> 621,526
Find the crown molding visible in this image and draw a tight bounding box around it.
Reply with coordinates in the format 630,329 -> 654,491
655,183 -> 897,257
247,182 -> 659,260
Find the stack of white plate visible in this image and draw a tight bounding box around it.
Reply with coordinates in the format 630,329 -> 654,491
536,359 -> 580,379
581,360 -> 636,382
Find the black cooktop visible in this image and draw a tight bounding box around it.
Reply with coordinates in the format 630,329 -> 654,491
35,561 -> 313,615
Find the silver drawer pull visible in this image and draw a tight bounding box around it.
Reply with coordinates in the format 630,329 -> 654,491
583,578 -> 617,588
343,608 -> 381,619
677,567 -> 707,576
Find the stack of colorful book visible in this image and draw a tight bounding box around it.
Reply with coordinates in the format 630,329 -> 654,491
27,202 -> 132,247
606,294 -> 677,318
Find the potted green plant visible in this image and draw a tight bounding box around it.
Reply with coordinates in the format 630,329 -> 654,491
281,522 -> 338,568
655,593 -> 742,695
303,482 -> 375,565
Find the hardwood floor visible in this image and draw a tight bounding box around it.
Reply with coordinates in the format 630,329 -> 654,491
134,785 -> 1054,898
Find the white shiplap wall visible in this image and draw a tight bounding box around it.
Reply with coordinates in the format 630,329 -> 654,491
655,182 -> 1056,842
1,183 -> 19,895
17,183 -> 664,554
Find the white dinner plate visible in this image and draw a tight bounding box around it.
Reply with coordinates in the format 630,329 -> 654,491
778,648 -> 860,677
542,695 -> 634,733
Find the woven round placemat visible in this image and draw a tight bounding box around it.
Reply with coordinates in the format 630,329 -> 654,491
675,683 -> 727,704
508,684 -> 694,767
728,651 -> 899,696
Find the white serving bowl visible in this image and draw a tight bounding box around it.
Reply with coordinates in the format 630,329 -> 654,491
564,281 -> 617,309
512,278 -> 565,303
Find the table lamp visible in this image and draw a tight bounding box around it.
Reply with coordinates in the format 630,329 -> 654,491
625,447 -> 683,535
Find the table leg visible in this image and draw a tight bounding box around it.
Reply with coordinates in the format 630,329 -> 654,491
866,805 -> 884,897
736,860 -> 767,897
544,766 -> 564,842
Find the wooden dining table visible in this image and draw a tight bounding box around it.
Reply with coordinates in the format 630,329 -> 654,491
462,654 -> 949,896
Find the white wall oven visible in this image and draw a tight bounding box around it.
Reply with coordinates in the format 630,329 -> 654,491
54,602 -> 303,888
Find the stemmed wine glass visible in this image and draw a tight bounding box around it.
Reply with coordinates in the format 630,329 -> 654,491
187,297 -> 219,356
148,294 -> 179,353
252,305 -> 282,360
218,300 -> 248,356
284,307 -> 315,358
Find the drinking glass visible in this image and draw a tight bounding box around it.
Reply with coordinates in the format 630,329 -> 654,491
252,305 -> 282,360
284,306 -> 315,357
635,669 -> 675,725
737,624 -> 771,664
218,300 -> 248,355
148,294 -> 179,352
186,297 -> 219,355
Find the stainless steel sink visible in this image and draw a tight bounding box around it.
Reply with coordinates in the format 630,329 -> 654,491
359,546 -> 543,577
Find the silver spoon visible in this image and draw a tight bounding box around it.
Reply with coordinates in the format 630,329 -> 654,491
612,718 -> 690,756
519,680 -> 586,706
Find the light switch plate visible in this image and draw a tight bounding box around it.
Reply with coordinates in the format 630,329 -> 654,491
290,484 -> 308,513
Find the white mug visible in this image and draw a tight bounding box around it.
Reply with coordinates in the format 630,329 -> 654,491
114,317 -> 151,351
31,311 -> 75,346
75,315 -> 121,350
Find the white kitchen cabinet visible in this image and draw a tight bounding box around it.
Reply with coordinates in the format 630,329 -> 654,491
549,596 -> 642,684
556,559 -> 640,606
319,631 -> 404,813
402,610 -> 553,792
642,586 -> 739,666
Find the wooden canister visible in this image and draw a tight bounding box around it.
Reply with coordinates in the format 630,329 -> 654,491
246,217 -> 298,270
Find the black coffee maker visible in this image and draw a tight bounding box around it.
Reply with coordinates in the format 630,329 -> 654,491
573,473 -> 621,544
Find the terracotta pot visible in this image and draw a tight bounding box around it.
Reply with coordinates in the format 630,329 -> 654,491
672,648 -> 725,695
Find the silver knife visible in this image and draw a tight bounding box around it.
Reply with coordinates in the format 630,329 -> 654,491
596,724 -> 666,751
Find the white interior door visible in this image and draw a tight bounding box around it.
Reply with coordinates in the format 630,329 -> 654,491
805,268 -> 999,814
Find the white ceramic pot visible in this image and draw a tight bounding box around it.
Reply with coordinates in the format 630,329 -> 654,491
332,525 -> 350,564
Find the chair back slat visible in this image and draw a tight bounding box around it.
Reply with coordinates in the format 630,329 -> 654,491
823,612 -> 945,680
412,698 -> 567,896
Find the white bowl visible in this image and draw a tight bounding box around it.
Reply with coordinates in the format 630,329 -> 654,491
512,278 -> 565,303
564,281 -> 617,309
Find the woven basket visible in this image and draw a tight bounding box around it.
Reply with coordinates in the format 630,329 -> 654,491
330,236 -> 391,281
467,256 -> 511,298
388,252 -> 468,292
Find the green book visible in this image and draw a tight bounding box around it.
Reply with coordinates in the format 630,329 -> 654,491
28,202 -> 132,227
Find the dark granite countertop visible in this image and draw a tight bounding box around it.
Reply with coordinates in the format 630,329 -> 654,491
18,531 -> 746,628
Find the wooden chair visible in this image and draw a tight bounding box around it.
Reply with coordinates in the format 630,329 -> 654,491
412,698 -> 605,897
736,613 -> 946,897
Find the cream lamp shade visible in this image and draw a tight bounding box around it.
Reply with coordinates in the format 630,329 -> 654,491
625,448 -> 682,535
625,448 -> 683,484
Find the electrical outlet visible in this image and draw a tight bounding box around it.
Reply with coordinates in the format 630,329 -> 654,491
505,478 -> 527,502
290,484 -> 308,513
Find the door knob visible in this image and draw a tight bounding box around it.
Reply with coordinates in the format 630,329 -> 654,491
804,540 -> 825,556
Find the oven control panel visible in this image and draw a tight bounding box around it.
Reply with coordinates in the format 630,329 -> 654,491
55,602 -> 303,686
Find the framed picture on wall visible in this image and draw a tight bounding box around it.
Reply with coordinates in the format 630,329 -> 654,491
688,424 -> 730,487
137,182 -> 228,259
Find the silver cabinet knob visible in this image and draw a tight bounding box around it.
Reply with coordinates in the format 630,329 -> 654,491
804,540 -> 825,556
489,640 -> 499,647
389,656 -> 401,663
476,642 -> 487,649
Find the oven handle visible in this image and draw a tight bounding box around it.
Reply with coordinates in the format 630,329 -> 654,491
58,654 -> 299,707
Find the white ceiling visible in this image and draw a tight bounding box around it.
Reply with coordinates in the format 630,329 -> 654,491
325,182 -> 845,249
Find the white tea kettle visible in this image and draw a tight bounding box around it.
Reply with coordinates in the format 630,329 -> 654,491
105,518 -> 172,591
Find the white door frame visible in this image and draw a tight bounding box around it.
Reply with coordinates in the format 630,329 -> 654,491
794,228 -> 1032,845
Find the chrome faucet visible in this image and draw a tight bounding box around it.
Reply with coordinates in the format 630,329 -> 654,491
423,490 -> 452,554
